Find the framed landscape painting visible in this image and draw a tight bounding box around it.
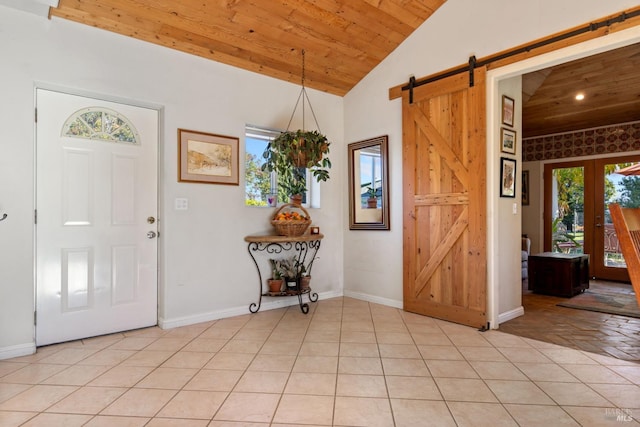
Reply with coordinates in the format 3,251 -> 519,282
178,129 -> 239,185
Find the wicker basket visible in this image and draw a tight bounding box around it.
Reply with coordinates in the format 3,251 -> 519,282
271,203 -> 311,237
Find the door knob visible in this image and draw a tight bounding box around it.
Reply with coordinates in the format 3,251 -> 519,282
147,231 -> 157,239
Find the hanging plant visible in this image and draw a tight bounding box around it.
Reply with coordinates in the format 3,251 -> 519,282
261,50 -> 331,200
261,129 -> 331,198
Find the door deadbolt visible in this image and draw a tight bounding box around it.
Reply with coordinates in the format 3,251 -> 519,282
147,216 -> 156,224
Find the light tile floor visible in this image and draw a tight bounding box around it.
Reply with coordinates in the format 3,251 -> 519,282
1,297 -> 639,426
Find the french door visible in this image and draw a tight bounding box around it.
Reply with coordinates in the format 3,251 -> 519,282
544,155 -> 640,281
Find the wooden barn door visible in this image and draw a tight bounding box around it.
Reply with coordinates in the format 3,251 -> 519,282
402,69 -> 487,328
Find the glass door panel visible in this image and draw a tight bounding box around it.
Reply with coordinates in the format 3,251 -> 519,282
549,166 -> 585,254
594,158 -> 640,280
544,160 -> 594,277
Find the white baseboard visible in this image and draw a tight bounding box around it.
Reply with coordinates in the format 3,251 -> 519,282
343,290 -> 403,309
159,290 -> 344,329
497,306 -> 525,325
0,342 -> 36,360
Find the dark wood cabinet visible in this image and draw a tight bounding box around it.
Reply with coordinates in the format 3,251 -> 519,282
528,252 -> 589,297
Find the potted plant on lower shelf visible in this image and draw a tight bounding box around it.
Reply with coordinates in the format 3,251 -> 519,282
276,256 -> 312,291
267,259 -> 284,293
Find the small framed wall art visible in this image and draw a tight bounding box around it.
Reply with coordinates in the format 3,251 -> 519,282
500,127 -> 517,154
501,95 -> 515,127
500,157 -> 517,198
178,129 -> 239,185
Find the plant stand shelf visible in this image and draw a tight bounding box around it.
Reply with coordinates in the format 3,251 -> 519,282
244,233 -> 323,314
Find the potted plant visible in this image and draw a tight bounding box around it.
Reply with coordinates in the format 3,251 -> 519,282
365,186 -> 378,209
262,129 -> 331,204
267,259 -> 284,293
277,256 -> 311,291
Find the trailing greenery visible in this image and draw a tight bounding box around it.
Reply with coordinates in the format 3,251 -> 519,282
551,217 -> 582,253
261,129 -> 331,198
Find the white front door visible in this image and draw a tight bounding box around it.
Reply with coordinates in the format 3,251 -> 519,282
36,88 -> 158,346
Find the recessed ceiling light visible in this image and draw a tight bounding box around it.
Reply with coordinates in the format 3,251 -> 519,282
575,93 -> 585,101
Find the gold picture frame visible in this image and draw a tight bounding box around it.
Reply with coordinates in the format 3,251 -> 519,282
178,129 -> 239,185
502,95 -> 515,127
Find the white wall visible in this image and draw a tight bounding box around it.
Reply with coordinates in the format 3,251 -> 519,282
0,6 -> 344,358
495,76 -> 523,320
343,0 -> 640,315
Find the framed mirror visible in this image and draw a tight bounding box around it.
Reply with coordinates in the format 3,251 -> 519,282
348,135 -> 390,230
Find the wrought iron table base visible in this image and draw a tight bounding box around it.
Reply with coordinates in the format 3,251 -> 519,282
244,234 -> 323,314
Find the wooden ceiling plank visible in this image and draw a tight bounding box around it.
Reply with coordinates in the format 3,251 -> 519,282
523,41 -> 640,136
53,0 -> 357,93
230,3 -> 381,63
359,0 -> 425,31
123,0 -> 378,85
249,0 -> 403,54
53,3 -> 352,94
52,0 -> 164,34
308,0 -> 408,44
361,0 -> 432,28
158,23 -> 355,91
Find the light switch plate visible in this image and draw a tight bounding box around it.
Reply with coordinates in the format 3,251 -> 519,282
175,198 -> 188,210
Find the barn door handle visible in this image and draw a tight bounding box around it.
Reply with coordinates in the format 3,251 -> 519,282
0,213 -> 6,222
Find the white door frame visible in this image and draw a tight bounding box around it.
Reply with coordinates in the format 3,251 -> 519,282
33,83 -> 164,342
486,25 -> 640,329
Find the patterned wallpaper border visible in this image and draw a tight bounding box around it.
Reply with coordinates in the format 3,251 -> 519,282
522,121 -> 640,162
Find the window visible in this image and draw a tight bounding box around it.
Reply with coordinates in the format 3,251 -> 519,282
62,107 -> 139,144
244,125 -> 309,207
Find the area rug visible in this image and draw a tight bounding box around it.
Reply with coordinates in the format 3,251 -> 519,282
557,290 -> 640,318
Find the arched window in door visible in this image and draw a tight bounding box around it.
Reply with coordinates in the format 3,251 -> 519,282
62,107 -> 140,144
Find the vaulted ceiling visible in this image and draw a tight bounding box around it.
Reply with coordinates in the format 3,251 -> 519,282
43,2 -> 640,137
49,0 -> 447,96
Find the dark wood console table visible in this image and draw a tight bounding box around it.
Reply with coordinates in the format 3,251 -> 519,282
244,233 -> 323,314
528,252 -> 589,297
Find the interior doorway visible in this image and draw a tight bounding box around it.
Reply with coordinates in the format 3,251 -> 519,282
487,23 -> 640,328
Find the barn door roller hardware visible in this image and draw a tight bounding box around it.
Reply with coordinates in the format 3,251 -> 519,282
402,8 -> 640,104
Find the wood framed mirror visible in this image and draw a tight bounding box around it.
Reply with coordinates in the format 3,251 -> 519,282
348,135 -> 390,230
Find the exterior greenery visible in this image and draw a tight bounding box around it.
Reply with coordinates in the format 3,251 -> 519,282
261,129 -> 331,198
245,152 -> 270,206
551,164 -> 640,254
